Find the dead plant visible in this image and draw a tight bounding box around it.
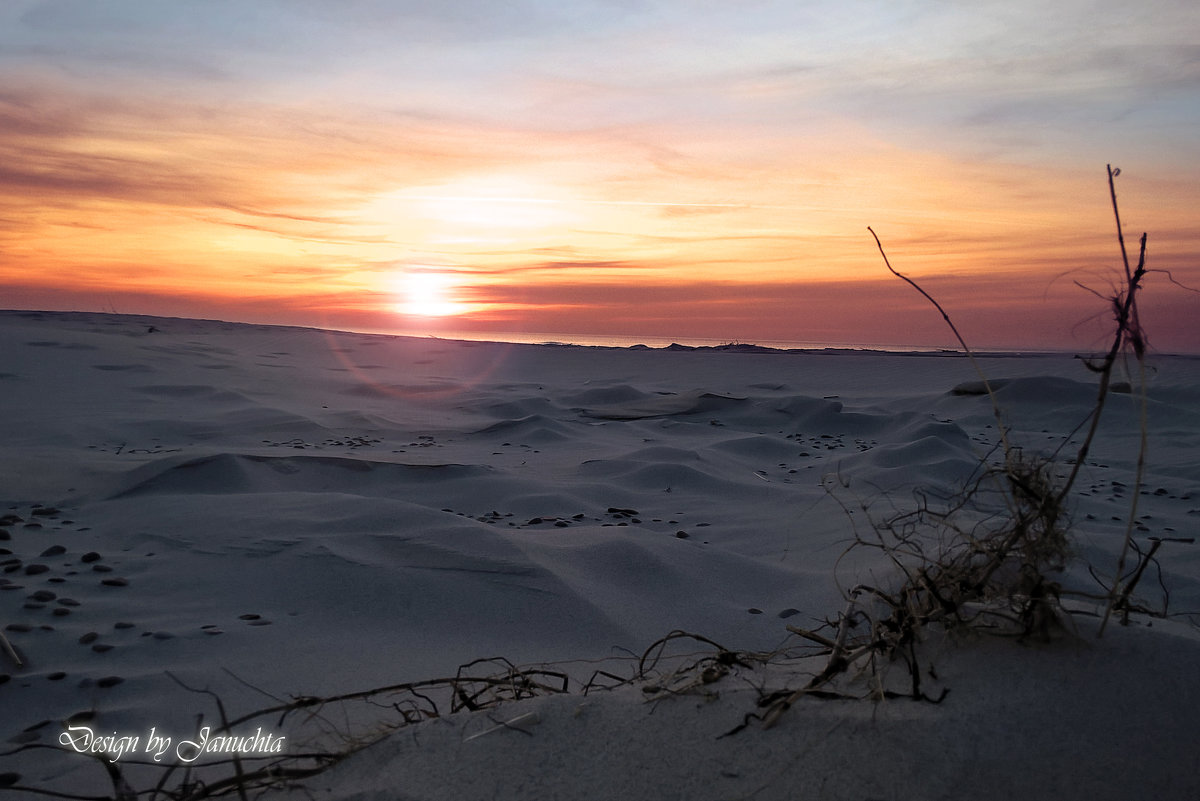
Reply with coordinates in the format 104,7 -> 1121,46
0,657 -> 576,800
752,164 -> 1164,730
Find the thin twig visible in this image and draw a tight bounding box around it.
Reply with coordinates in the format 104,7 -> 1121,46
868,226 -> 1013,463
0,629 -> 21,668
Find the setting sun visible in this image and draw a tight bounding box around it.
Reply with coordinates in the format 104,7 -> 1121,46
396,271 -> 468,318
1,1 -> 1197,352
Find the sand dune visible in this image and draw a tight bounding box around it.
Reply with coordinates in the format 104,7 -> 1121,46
1,310 -> 1198,799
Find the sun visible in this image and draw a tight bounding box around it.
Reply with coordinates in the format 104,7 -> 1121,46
397,271 -> 467,317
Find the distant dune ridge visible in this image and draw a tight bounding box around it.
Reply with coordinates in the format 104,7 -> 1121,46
1,310 -> 1198,800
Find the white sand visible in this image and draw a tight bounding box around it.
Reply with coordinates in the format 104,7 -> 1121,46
1,310 -> 1198,799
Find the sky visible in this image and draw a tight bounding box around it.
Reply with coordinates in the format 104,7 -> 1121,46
1,0 -> 1197,351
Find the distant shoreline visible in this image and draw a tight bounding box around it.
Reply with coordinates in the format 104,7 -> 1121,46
4,307 -> 1193,359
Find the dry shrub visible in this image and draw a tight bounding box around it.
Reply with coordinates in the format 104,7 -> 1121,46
754,165 -> 1161,728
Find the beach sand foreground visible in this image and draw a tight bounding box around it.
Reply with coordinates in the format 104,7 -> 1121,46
1,310 -> 1198,799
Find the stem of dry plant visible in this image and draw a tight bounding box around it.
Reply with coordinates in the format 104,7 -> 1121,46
1094,164 -> 1150,635
754,165 -> 1158,728
0,629 -> 21,668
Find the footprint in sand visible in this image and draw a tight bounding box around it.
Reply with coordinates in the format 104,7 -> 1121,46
0,505 -> 165,695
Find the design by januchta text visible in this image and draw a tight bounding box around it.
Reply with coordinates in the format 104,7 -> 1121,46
59,725 -> 286,764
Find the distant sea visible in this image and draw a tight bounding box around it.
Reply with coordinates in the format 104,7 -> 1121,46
380,328 -> 909,352
389,328 -> 1069,355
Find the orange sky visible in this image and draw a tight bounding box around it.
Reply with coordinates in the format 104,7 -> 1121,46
2,1 -> 1197,351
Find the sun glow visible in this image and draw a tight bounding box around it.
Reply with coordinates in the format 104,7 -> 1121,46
396,271 -> 468,318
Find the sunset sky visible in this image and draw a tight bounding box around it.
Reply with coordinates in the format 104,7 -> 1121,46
2,0 -> 1197,351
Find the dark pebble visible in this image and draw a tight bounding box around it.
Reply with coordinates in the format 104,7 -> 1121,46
239,613 -> 261,620
152,631 -> 174,640
0,530 -> 8,540
22,602 -> 45,610
100,577 -> 128,587
97,676 -> 124,688
52,607 -> 70,617
23,523 -> 42,530
0,674 -> 8,685
39,545 -> 67,558
114,621 -> 135,629
24,564 -> 50,576
31,507 -> 60,517
0,772 -> 19,788
81,552 -> 102,563
778,608 -> 801,619
5,623 -> 33,633
29,590 -> 56,602
747,608 -> 763,615
57,598 -> 81,607
675,531 -> 689,539
92,643 -> 114,653
203,628 -> 224,635
79,632 -> 99,644
47,671 -> 67,681
249,620 -> 272,626
92,564 -> 113,573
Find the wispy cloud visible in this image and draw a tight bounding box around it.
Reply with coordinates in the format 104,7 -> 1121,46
1,0 -> 1197,350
